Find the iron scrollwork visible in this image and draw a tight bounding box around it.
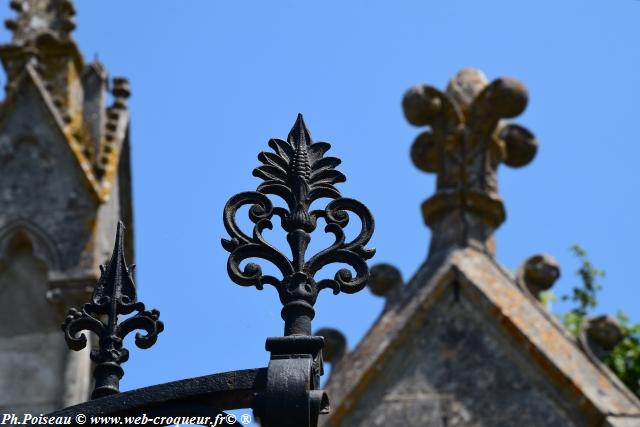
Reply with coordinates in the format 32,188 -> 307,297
61,221 -> 164,399
51,116 -> 374,427
222,114 -> 375,335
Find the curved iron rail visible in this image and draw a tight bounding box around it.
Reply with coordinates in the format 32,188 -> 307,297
49,369 -> 264,425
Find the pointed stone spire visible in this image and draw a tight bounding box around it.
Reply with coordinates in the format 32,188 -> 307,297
1,0 -> 84,123
0,1 -> 132,202
402,69 -> 538,257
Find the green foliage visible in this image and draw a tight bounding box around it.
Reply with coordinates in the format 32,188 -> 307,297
559,246 -> 640,397
605,312 -> 640,397
561,310 -> 584,337
562,245 -> 605,316
538,290 -> 556,311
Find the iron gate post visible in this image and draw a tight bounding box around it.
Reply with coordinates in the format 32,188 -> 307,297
222,114 -> 374,425
256,336 -> 328,426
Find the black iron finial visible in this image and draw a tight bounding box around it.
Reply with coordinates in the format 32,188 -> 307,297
222,114 -> 375,336
62,221 -> 164,399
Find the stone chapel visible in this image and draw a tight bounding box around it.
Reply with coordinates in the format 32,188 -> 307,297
318,70 -> 640,427
0,0 -> 132,414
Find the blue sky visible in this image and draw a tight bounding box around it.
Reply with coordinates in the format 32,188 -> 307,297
2,0 -> 639,412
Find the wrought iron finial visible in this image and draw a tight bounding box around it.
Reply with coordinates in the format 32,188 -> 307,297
222,114 -> 375,336
402,69 -> 538,256
62,221 -> 164,399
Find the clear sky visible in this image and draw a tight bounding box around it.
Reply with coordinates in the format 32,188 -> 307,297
2,0 -> 639,416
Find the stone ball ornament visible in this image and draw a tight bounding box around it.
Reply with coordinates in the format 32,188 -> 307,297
315,328 -> 347,365
368,263 -> 403,297
500,124 -> 538,167
402,85 -> 444,126
517,254 -> 561,298
585,315 -> 625,352
474,77 -> 529,119
410,131 -> 439,173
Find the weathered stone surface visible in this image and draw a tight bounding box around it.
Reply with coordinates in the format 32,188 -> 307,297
322,248 -> 640,426
338,287 -> 584,427
0,76 -> 96,273
0,332 -> 67,413
604,416 -> 640,427
585,315 -> 625,352
580,315 -> 627,365
0,0 -> 133,414
322,69 -> 640,427
368,263 -> 404,311
516,253 -> 561,299
317,328 -> 347,366
0,235 -> 57,337
402,69 -> 538,256
4,0 -> 77,44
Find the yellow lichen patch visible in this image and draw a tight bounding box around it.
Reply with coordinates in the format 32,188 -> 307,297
94,110 -> 128,202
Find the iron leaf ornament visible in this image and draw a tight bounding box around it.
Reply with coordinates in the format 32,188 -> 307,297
62,221 -> 164,399
222,114 -> 375,336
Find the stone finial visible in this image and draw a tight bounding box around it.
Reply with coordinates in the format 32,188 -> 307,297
111,77 -> 131,110
315,328 -> 347,367
368,263 -> 404,310
516,254 -> 561,299
580,315 -> 625,361
1,1 -> 84,119
4,0 -> 77,44
402,69 -> 538,256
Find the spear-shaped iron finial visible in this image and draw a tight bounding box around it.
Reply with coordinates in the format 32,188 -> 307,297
62,221 -> 164,399
222,114 -> 375,336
